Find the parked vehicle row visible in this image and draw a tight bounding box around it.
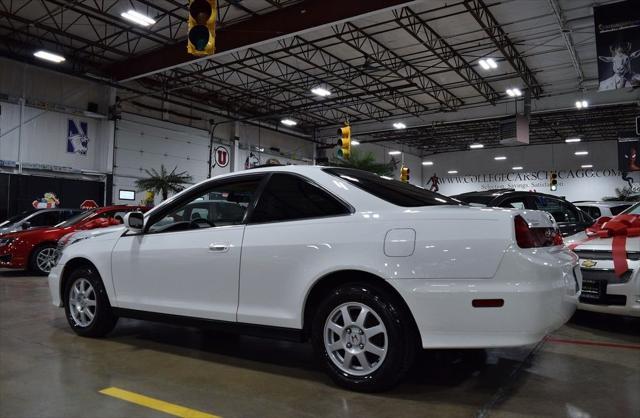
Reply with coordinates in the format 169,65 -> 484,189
48,166 -> 579,391
0,206 -> 145,275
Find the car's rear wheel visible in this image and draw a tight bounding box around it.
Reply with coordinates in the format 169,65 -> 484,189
312,283 -> 417,392
63,266 -> 117,337
30,244 -> 58,275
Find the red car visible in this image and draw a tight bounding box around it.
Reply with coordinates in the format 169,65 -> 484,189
0,205 -> 145,275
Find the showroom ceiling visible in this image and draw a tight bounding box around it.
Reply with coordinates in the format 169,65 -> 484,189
1,0 -> 637,153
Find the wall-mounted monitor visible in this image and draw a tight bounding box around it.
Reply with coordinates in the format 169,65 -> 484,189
119,189 -> 136,201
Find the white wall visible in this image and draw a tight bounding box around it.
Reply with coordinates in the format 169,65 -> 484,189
0,58 -> 114,174
425,140 -> 638,200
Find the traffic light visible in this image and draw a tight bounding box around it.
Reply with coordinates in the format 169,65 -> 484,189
188,0 -> 217,56
337,125 -> 351,159
550,171 -> 558,191
400,166 -> 410,183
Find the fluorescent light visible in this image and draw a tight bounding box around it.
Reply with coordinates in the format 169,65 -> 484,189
494,156 -> 507,160
121,9 -> 156,26
479,58 -> 497,70
422,161 -> 434,166
581,164 -> 593,168
575,151 -> 589,156
486,58 -> 498,69
311,87 -> 332,97
393,122 -> 407,130
351,140 -> 360,146
280,118 -> 297,126
565,137 -> 581,143
479,59 -> 490,70
388,150 -> 402,155
469,143 -> 484,149
447,170 -> 458,174
576,100 -> 588,109
512,166 -> 523,170
506,88 -> 522,97
33,50 -> 65,63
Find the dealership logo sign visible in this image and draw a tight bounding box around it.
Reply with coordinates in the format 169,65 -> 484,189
214,146 -> 229,168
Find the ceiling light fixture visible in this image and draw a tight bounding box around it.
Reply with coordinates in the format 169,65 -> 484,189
311,86 -> 332,97
448,170 -> 458,174
494,156 -> 507,160
280,118 -> 297,127
565,137 -> 581,143
388,150 -> 402,155
506,88 -> 522,97
581,164 -> 593,168
575,151 -> 589,156
351,140 -> 360,146
469,143 -> 484,149
121,9 -> 156,26
512,166 -> 523,170
33,50 -> 66,63
479,58 -> 498,70
393,122 -> 407,130
422,161 -> 434,166
575,100 -> 589,109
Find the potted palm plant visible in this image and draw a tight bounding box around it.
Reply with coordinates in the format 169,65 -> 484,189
135,165 -> 193,202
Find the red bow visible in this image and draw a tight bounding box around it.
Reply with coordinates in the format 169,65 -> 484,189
570,214 -> 640,277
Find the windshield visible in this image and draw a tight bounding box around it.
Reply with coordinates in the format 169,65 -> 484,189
453,195 -> 493,205
0,210 -> 36,227
323,168 -> 460,207
55,209 -> 94,227
622,202 -> 640,215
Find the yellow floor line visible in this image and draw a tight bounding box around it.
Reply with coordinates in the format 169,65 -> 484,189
99,387 -> 221,418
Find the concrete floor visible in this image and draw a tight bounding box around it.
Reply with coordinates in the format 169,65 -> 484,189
1,270 -> 638,418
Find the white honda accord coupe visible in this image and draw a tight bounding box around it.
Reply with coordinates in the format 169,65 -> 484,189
49,166 -> 580,391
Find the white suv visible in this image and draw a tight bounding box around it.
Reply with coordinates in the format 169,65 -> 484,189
49,166 -> 578,391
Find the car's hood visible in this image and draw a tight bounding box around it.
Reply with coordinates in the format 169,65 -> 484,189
565,231 -> 640,252
66,225 -> 126,241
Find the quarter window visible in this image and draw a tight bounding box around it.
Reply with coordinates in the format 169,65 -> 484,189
250,174 -> 350,223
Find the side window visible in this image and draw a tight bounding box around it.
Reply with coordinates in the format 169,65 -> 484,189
148,177 -> 262,233
534,197 -> 579,223
250,174 -> 350,223
577,206 -> 600,219
499,197 -> 528,210
29,211 -> 60,227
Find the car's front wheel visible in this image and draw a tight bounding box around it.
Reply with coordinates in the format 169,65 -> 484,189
63,266 -> 117,337
30,244 -> 58,275
312,283 -> 417,392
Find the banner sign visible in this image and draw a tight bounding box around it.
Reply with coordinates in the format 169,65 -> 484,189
67,119 -> 90,155
594,0 -> 640,91
618,138 -> 640,172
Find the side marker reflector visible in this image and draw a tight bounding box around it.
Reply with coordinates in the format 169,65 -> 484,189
472,299 -> 504,308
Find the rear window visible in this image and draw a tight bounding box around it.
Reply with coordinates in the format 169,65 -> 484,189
324,168 -> 459,207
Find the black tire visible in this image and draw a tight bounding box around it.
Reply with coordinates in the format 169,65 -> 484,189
29,243 -> 58,275
311,282 -> 417,392
63,266 -> 118,337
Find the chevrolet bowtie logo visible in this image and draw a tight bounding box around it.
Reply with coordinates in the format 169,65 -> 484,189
581,259 -> 597,268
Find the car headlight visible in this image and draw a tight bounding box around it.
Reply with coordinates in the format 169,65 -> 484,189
0,238 -> 14,247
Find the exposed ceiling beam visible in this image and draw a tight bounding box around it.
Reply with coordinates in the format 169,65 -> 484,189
547,0 -> 584,86
463,0 -> 543,98
107,0 -> 420,82
393,6 -> 500,105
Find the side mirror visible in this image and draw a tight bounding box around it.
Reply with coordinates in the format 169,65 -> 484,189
124,212 -> 144,232
21,222 -> 31,230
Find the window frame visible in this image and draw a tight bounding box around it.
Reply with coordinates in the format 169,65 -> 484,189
246,172 -> 354,226
140,173 -> 269,234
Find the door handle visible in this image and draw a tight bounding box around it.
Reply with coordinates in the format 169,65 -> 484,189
209,243 -> 229,252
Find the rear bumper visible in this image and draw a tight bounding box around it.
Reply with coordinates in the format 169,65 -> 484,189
389,246 -> 579,349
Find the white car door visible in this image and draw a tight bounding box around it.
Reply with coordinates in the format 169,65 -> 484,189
237,173 -> 353,328
111,175 -> 265,321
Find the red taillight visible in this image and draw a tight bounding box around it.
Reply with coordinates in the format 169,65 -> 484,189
515,216 -> 535,248
515,215 -> 563,248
